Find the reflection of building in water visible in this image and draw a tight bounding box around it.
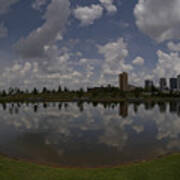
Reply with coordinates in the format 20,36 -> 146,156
177,103 -> 180,116
119,102 -> 128,118
169,102 -> 177,113
158,102 -> 167,113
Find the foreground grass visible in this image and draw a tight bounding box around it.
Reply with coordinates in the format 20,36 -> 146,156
0,154 -> 180,180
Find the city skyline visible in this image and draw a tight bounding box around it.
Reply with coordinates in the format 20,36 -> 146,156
119,72 -> 180,91
144,75 -> 180,91
0,0 -> 180,90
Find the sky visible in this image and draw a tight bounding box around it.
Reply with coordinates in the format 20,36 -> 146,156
0,0 -> 180,90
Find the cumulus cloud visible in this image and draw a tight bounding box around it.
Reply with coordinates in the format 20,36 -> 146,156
73,0 -> 117,26
1,61 -> 39,88
132,56 -> 144,65
0,23 -> 8,38
134,0 -> 180,42
97,38 -> 133,86
153,50 -> 180,81
0,42 -> 98,89
98,38 -> 132,73
15,0 -> 70,58
99,0 -> 117,14
167,42 -> 180,52
73,4 -> 103,26
98,38 -> 129,67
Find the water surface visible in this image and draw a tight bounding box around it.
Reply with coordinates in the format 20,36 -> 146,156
0,102 -> 180,167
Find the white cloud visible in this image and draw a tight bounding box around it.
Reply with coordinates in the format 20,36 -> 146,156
132,56 -> 144,65
153,50 -> 180,81
15,0 -> 70,58
73,0 -> 117,26
0,23 -> 8,38
0,42 -> 98,89
97,38 -> 133,86
73,4 -> 103,26
99,0 -> 117,14
134,0 -> 180,42
20,62 -> 32,75
128,72 -> 153,87
98,38 -> 128,65
167,42 -> 180,52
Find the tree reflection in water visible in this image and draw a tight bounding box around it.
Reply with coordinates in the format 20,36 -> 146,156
0,102 -> 180,167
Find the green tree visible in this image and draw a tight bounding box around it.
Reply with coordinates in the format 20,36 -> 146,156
2,90 -> 7,97
42,87 -> 48,94
32,88 -> 38,95
58,86 -> 62,93
64,87 -> 69,92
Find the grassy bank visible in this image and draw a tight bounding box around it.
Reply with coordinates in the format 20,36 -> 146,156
0,154 -> 180,180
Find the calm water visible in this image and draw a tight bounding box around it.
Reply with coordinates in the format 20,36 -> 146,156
0,101 -> 180,167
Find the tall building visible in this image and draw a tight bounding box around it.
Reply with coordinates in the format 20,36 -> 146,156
119,72 -> 128,91
159,78 -> 167,90
177,75 -> 180,90
169,78 -> 177,90
145,80 -> 153,90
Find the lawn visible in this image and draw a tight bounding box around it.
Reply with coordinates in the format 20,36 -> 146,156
0,154 -> 180,180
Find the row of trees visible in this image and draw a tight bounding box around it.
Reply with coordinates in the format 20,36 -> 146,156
1,84 -> 180,98
0,86 -> 77,97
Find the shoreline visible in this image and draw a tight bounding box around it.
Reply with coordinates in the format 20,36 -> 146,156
0,151 -> 179,169
1,151 -> 180,179
1,96 -> 180,103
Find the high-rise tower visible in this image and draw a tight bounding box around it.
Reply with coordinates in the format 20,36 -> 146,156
159,78 -> 167,90
177,75 -> 180,90
170,78 -> 177,90
119,72 -> 128,91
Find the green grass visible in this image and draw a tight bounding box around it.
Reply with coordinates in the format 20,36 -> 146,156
0,154 -> 180,180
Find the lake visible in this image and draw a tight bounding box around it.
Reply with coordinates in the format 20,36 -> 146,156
0,101 -> 180,167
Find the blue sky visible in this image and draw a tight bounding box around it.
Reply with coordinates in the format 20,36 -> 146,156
0,0 -> 180,89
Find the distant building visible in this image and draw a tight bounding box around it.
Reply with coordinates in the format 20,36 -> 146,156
119,72 -> 128,91
177,75 -> 180,90
128,84 -> 136,91
169,78 -> 177,90
145,80 -> 154,90
159,78 -> 167,90
87,87 -> 102,92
